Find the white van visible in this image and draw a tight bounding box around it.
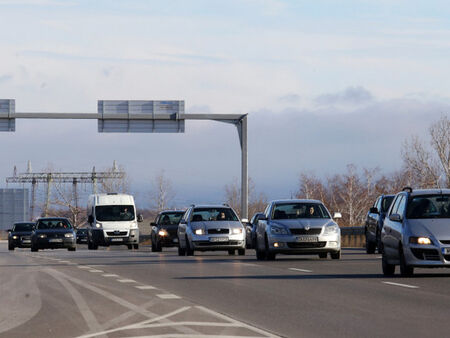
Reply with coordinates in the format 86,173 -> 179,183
87,193 -> 143,250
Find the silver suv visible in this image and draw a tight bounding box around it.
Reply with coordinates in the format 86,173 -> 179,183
255,199 -> 341,260
177,205 -> 246,256
382,188 -> 450,276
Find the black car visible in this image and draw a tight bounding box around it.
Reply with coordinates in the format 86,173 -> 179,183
8,222 -> 35,250
245,213 -> 264,249
31,217 -> 76,252
151,210 -> 185,252
365,194 -> 395,253
76,228 -> 88,244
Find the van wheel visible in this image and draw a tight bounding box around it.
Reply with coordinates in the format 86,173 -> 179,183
399,247 -> 414,277
318,252 -> 328,259
382,251 -> 395,276
186,236 -> 194,256
331,251 -> 341,260
228,249 -> 235,255
238,249 -> 246,256
133,244 -> 139,250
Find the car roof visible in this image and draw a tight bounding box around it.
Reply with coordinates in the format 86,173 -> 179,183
37,217 -> 70,221
270,199 -> 324,204
192,205 -> 234,209
160,210 -> 185,214
406,189 -> 450,196
14,222 -> 35,225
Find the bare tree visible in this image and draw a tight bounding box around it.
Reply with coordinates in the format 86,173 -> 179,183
99,164 -> 131,194
150,170 -> 175,212
224,177 -> 268,218
429,114 -> 450,187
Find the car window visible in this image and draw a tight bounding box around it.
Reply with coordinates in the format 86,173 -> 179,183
396,196 -> 407,216
13,223 -> 33,231
374,197 -> 381,211
271,203 -> 330,219
37,219 -> 72,229
406,194 -> 450,219
159,212 -> 184,225
381,196 -> 394,213
191,208 -> 238,222
389,195 -> 402,216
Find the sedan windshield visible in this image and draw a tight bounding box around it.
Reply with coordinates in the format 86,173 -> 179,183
272,203 -> 331,219
13,223 -> 34,231
406,195 -> 450,219
159,212 -> 184,225
191,208 -> 238,222
95,205 -> 135,221
37,219 -> 72,230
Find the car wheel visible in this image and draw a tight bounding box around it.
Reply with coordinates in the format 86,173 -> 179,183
68,247 -> 76,252
31,245 -> 38,252
255,238 -> 265,261
365,232 -> 376,254
228,249 -> 235,255
178,243 -> 186,256
399,247 -> 414,277
376,230 -> 383,254
264,235 -> 276,260
331,251 -> 341,260
238,249 -> 246,256
186,236 -> 194,256
133,244 -> 139,250
8,244 -> 14,251
382,251 -> 395,276
151,238 -> 157,252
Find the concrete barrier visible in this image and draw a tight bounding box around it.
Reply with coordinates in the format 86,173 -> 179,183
340,226 -> 365,248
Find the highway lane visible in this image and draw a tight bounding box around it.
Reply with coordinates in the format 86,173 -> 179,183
1,243 -> 450,338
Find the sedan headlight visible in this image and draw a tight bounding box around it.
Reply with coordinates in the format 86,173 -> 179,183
64,233 -> 74,238
158,229 -> 168,237
270,225 -> 288,235
194,229 -> 205,235
409,237 -> 432,245
12,235 -> 18,239
324,224 -> 339,235
39,234 -> 47,239
232,228 -> 243,234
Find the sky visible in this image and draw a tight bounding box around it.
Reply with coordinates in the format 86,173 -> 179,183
0,0 -> 449,208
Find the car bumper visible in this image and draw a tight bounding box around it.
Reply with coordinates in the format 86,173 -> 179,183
76,237 -> 88,244
191,233 -> 245,251
157,235 -> 179,247
267,233 -> 341,254
34,238 -> 76,249
405,244 -> 450,267
9,238 -> 32,247
92,229 -> 139,245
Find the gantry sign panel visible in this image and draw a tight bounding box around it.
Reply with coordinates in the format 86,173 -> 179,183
0,99 -> 15,132
97,100 -> 185,133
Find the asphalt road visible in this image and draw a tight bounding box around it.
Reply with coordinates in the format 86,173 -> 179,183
1,242 -> 450,338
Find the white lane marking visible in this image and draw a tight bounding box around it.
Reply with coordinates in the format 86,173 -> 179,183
376,256 -> 382,259
102,274 -> 119,278
117,279 -> 136,283
135,285 -> 156,290
88,269 -> 103,273
157,294 -> 181,299
78,266 -> 91,269
382,281 -> 419,289
289,268 -> 312,273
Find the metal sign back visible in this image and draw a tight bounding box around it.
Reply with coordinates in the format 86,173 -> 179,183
0,99 -> 15,132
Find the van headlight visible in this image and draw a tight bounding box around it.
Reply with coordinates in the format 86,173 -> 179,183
270,225 -> 288,235
232,228 -> 243,234
324,224 -> 339,235
95,222 -> 102,229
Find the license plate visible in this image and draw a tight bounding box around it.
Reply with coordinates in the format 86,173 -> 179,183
111,238 -> 123,242
49,239 -> 63,243
210,237 -> 228,242
22,239 -> 31,243
296,236 -> 318,242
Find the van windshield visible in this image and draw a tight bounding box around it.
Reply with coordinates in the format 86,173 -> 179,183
96,205 -> 135,221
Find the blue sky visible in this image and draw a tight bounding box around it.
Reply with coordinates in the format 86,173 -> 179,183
0,0 -> 449,207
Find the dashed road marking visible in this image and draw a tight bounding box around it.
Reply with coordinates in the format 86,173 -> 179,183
289,268 -> 312,273
157,294 -> 181,299
135,285 -> 157,290
78,266 -> 91,269
117,279 -> 136,283
382,281 -> 419,289
102,274 -> 119,278
88,269 -> 103,273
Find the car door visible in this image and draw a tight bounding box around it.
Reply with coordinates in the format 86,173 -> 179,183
177,208 -> 190,246
256,204 -> 271,250
367,197 -> 380,237
383,194 -> 403,259
390,195 -> 407,257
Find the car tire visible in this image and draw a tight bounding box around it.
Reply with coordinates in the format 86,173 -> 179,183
31,245 -> 38,252
382,251 -> 395,276
365,232 -> 376,254
228,249 -> 235,255
8,244 -> 14,251
68,247 -> 76,252
318,252 -> 328,259
178,244 -> 186,256
238,249 -> 245,256
88,238 -> 98,250
399,247 -> 414,277
186,236 -> 194,256
133,244 -> 139,250
376,230 -> 383,254
255,239 -> 265,261
330,251 -> 341,260
264,235 -> 276,260
127,244 -> 133,250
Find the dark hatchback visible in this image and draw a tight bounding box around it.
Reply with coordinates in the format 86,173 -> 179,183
365,194 -> 395,253
151,210 -> 185,252
76,228 -> 88,244
31,217 -> 76,252
8,222 -> 35,250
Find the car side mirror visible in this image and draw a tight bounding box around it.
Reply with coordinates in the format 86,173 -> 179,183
241,218 -> 249,224
88,215 -> 94,224
369,207 -> 379,214
137,214 -> 144,223
259,215 -> 268,221
333,212 -> 342,219
389,214 -> 402,222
